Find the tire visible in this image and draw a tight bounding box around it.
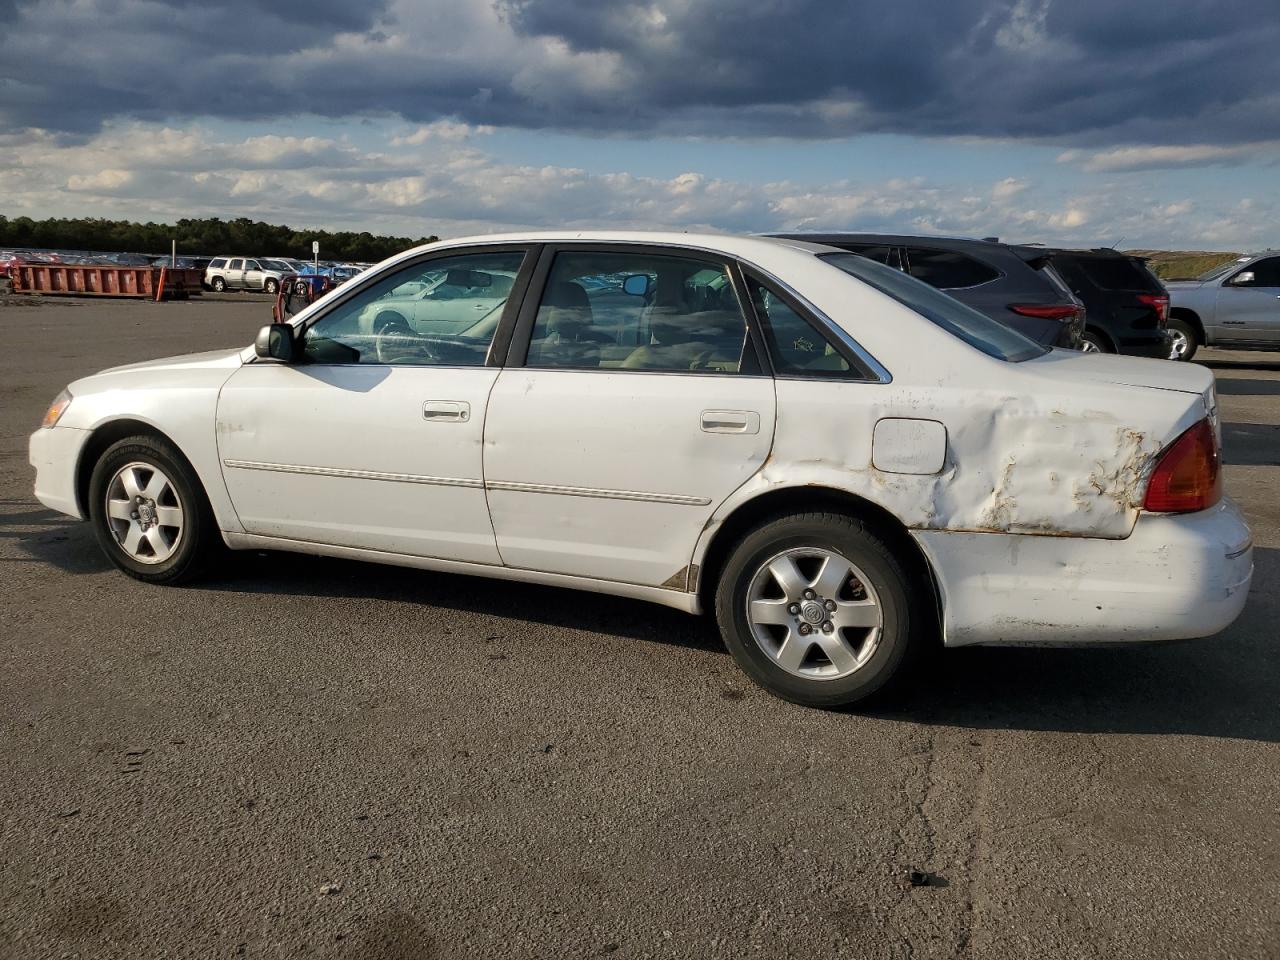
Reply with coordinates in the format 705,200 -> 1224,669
88,435 -> 220,585
1166,317 -> 1198,362
715,511 -> 919,708
211,276 -> 226,292
1080,330 -> 1111,353
264,277 -> 278,295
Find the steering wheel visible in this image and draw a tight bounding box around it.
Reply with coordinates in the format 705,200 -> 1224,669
373,311 -> 437,364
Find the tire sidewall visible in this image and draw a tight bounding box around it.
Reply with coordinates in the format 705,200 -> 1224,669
716,516 -> 913,708
88,437 -> 211,583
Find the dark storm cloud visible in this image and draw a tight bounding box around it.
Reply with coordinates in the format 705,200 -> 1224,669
1,0 -> 1276,146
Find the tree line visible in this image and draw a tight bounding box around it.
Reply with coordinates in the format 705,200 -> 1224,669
0,215 -> 438,262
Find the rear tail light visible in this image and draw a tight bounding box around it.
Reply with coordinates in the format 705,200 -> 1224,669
1009,303 -> 1081,321
1143,419 -> 1221,513
1137,293 -> 1170,325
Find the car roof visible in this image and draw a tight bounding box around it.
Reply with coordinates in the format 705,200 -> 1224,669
768,231 -> 997,250
404,230 -> 843,261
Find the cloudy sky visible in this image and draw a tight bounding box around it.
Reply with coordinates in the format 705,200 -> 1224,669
1,0 -> 1276,248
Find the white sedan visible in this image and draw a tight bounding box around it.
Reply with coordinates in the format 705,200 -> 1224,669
29,232 -> 1253,707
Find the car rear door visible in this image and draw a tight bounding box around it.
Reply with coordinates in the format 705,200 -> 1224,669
225,258 -> 246,288
482,243 -> 777,589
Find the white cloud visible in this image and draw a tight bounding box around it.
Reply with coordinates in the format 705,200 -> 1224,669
1,121 -> 1275,250
992,177 -> 1030,202
1057,143 -> 1277,173
391,121 -> 495,145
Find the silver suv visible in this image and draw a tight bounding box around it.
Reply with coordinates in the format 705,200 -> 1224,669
1165,251 -> 1280,360
204,257 -> 293,294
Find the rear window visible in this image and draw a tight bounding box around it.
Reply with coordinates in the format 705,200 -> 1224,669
209,258 -> 227,269
821,253 -> 1047,362
904,247 -> 1000,289
1066,255 -> 1160,291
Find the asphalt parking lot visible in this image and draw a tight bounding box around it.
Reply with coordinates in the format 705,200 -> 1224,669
1,295 -> 1276,960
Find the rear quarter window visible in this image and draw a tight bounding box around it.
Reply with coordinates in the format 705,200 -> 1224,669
903,248 -> 1000,289
1069,256 -> 1161,291
209,258 -> 227,269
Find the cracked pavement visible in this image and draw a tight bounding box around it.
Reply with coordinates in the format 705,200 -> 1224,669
1,297 -> 1277,958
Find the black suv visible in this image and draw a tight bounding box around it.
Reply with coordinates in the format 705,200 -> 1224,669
1019,248 -> 1170,357
770,233 -> 1085,348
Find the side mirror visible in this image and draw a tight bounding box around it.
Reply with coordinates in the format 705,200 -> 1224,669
622,274 -> 651,297
1228,271 -> 1255,286
254,323 -> 297,362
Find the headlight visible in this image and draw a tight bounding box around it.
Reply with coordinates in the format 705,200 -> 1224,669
41,389 -> 72,428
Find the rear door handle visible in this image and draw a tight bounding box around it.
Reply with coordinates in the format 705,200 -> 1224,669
701,409 -> 760,434
423,400 -> 470,423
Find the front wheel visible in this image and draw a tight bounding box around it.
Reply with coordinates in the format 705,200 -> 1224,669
88,435 -> 220,584
1166,318 -> 1198,361
715,512 -> 919,708
264,277 -> 279,295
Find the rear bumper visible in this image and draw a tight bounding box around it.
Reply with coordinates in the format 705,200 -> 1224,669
913,498 -> 1253,646
28,426 -> 89,520
1116,332 -> 1172,359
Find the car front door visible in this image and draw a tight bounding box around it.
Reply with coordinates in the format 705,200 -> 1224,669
1216,257 -> 1280,343
216,246 -> 533,562
482,245 -> 777,589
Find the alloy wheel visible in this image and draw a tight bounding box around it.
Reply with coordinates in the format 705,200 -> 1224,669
1168,329 -> 1190,360
745,547 -> 883,680
103,461 -> 185,564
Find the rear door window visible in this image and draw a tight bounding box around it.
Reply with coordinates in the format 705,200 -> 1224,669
904,248 -> 1000,289
524,250 -> 757,374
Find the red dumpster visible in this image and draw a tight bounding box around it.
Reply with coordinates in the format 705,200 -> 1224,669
11,262 -> 204,300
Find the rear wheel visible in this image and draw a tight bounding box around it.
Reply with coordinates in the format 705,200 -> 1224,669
1167,317 -> 1199,361
211,276 -> 226,292
715,512 -> 919,708
88,435 -> 220,584
1080,330 -> 1111,353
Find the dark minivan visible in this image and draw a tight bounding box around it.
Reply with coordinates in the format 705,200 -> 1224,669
771,233 -> 1085,348
1022,248 -> 1170,357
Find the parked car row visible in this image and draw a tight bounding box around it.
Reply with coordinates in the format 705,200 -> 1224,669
203,256 -> 368,294
773,233 -> 1175,358
30,231 -> 1251,708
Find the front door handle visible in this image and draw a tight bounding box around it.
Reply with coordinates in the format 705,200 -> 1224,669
701,409 -> 760,434
423,400 -> 470,423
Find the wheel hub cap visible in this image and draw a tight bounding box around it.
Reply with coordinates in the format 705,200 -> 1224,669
800,599 -> 826,624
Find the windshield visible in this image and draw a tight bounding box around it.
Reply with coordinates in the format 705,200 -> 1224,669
263,259 -> 292,271
820,252 -> 1047,362
1197,257 -> 1252,282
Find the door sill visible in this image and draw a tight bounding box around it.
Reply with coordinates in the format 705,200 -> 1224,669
220,531 -> 702,615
